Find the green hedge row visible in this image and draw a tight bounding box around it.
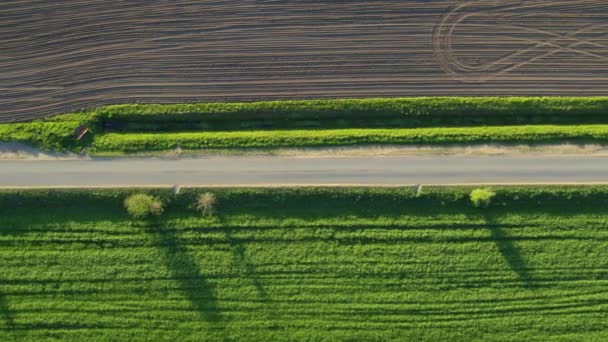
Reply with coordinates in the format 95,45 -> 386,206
89,97 -> 608,131
93,97 -> 608,120
90,125 -> 608,153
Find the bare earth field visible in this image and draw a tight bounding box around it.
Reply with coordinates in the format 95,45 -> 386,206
1,0 -> 608,122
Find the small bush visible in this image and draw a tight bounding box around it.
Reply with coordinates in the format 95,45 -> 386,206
124,193 -> 164,219
470,188 -> 496,208
197,192 -> 217,217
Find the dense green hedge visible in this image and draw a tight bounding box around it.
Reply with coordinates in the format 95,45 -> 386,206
91,125 -> 608,153
92,97 -> 608,131
93,97 -> 608,120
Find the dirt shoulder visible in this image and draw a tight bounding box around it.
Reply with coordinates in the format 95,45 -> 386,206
4,142 -> 608,160
0,142 -> 87,160
92,143 -> 608,159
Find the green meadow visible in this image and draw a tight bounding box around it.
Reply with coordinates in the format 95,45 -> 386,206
1,187 -> 607,341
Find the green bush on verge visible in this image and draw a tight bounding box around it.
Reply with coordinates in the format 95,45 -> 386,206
124,193 -> 164,219
470,188 -> 496,208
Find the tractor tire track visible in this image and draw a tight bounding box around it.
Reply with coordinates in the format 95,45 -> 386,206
1,0 -> 608,122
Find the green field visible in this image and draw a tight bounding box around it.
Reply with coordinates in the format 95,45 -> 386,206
4,97 -> 608,153
1,187 -> 608,341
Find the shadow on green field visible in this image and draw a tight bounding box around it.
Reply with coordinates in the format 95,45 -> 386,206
485,214 -> 536,289
222,227 -> 282,329
224,229 -> 268,302
151,225 -> 221,323
0,293 -> 14,328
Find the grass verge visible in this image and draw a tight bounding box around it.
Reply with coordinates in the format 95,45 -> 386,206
91,124 -> 608,153
5,97 -> 608,154
1,186 -> 608,340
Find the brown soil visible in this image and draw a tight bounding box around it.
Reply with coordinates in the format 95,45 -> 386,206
1,0 -> 607,122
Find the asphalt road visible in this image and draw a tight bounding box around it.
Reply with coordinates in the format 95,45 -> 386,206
2,155 -> 608,187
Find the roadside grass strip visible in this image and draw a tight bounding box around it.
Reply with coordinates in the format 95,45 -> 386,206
91,125 -> 608,153
5,97 -> 608,153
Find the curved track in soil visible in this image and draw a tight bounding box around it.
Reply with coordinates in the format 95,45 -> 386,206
1,0 -> 608,122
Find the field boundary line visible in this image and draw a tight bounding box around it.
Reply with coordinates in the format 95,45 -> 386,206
5,182 -> 608,190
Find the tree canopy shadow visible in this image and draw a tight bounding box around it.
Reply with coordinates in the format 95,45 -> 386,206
150,224 -> 221,323
485,213 -> 537,289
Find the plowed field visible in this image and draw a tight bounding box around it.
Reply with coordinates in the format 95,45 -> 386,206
1,0 -> 607,122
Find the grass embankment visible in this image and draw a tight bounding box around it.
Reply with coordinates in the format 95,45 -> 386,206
94,125 -> 608,152
4,97 -> 608,153
1,187 -> 608,341
0,121 -> 83,151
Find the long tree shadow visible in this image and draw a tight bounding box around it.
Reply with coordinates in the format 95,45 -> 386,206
0,293 -> 14,328
485,213 -> 536,289
223,229 -> 268,302
222,227 -> 283,329
150,224 -> 221,323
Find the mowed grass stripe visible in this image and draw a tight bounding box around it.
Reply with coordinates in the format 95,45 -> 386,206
90,125 -> 608,153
